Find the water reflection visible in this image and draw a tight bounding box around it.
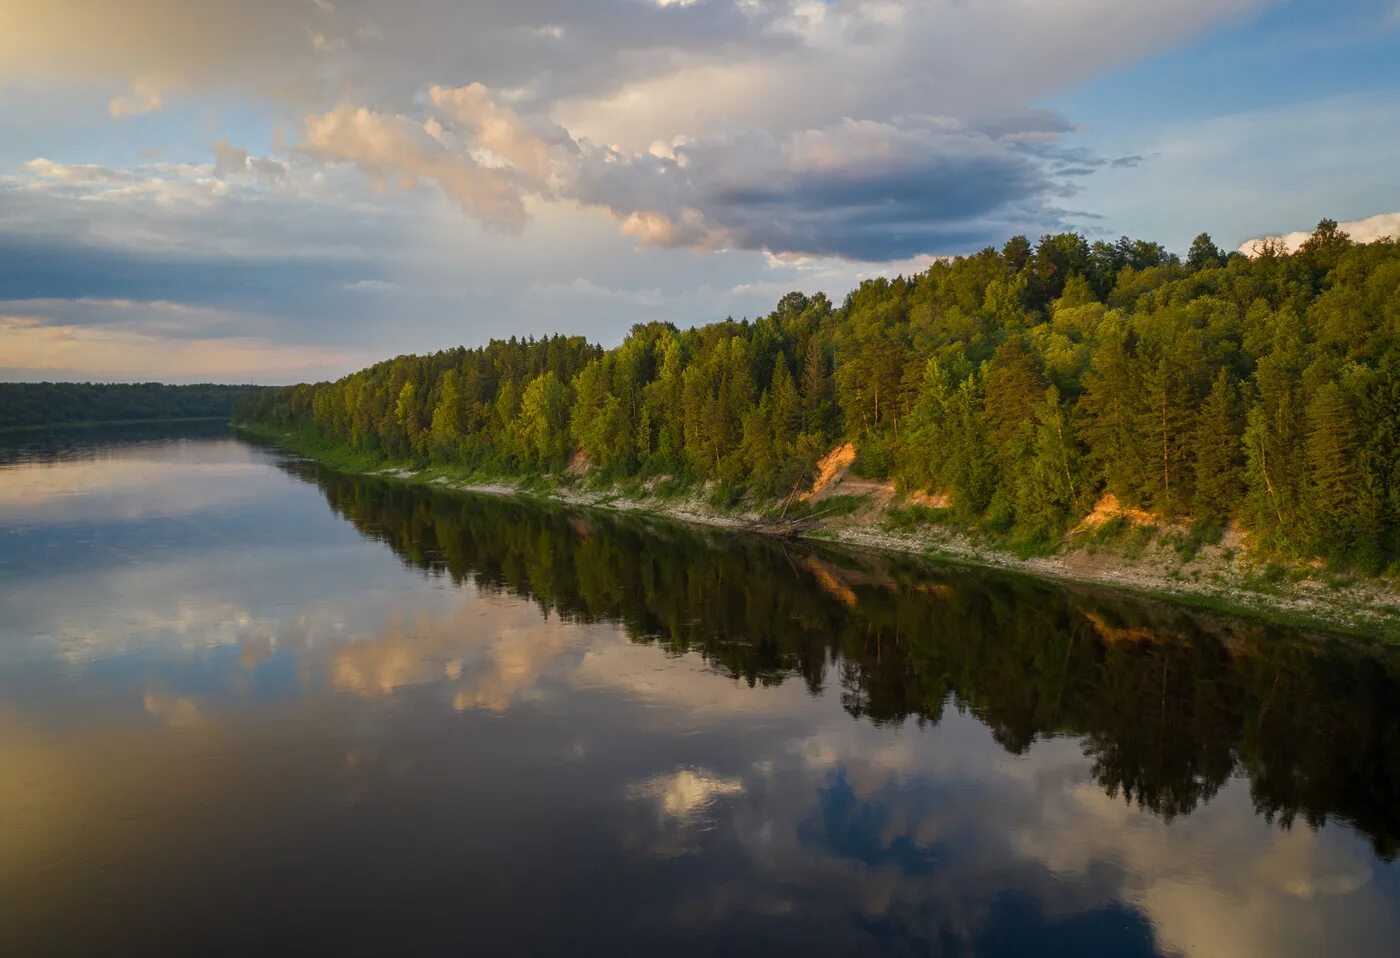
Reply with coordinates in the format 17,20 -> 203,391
299,462 -> 1400,857
1,429 -> 1397,957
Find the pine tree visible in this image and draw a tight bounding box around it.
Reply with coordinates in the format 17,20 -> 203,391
1303,381 -> 1377,560
1243,346 -> 1306,541
1191,369 -> 1243,522
981,336 -> 1047,467
800,336 -> 837,439
1136,354 -> 1196,515
1077,330 -> 1141,502
769,356 -> 801,451
1012,385 -> 1085,542
1186,233 -> 1226,272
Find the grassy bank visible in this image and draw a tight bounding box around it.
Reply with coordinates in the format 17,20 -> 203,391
236,422 -> 1400,642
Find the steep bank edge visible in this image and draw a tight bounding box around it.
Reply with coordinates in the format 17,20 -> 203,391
235,424 -> 1400,641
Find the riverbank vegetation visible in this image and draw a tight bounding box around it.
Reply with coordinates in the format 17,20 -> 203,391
237,221 -> 1400,573
1,382 -> 268,431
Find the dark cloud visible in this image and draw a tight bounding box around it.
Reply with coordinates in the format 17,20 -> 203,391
560,117 -> 1066,259
684,136 -> 1056,259
0,235 -> 379,344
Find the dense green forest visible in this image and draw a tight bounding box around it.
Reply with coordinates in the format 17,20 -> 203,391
1,382 -> 268,431
238,221 -> 1400,569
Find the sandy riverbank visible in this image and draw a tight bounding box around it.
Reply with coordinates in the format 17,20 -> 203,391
397,468 -> 1400,640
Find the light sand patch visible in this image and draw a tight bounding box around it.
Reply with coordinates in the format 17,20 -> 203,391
1072,493 -> 1157,534
800,442 -> 895,507
904,490 -> 952,508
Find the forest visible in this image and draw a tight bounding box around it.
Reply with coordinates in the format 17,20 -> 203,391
237,221 -> 1400,569
1,382 -> 268,431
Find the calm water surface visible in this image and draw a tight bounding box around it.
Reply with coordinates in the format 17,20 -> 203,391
2,425 -> 1399,956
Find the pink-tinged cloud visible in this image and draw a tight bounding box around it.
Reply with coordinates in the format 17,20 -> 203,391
0,313 -> 364,383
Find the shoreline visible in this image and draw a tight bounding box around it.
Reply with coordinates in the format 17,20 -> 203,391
239,425 -> 1400,641
0,415 -> 230,435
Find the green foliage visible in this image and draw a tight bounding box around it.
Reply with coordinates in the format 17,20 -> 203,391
780,493 -> 869,521
1173,521 -> 1225,564
884,504 -> 954,532
1192,369 -> 1244,522
238,220 -> 1400,569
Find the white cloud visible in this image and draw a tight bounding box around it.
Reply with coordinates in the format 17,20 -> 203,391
21,155 -> 235,213
25,158 -> 138,184
1241,210 -> 1400,255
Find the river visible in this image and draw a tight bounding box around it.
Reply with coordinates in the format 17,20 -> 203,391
1,424 -> 1398,956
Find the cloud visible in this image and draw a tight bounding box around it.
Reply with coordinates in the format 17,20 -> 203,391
619,118 -> 1056,259
341,279 -> 403,293
522,278 -> 667,308
212,138 -> 286,179
2,1 -> 1269,261
0,0 -> 801,115
21,155 -> 234,212
1241,210 -> 1400,255
301,103 -> 526,230
0,310 -> 364,382
108,80 -> 163,118
25,158 -> 139,184
211,138 -> 250,176
317,87 -> 1064,259
429,82 -> 575,183
0,296 -> 235,338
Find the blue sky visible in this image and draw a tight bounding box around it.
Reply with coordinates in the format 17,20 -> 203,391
1,0 -> 1397,383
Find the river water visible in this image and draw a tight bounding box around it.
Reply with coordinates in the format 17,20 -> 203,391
1,425 -> 1398,956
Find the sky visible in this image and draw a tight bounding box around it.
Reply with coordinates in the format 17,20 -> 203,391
1,0 -> 1398,384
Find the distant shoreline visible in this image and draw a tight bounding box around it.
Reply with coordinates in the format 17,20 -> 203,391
236,423 -> 1400,642
0,416 -> 230,435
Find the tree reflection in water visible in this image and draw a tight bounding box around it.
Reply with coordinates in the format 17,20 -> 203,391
291,461 -> 1400,860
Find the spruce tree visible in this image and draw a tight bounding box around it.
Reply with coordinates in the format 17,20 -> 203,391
1191,369 -> 1244,522
1077,329 -> 1141,502
1303,381 -> 1377,561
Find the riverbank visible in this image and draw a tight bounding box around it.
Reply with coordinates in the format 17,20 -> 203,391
237,423 -> 1400,641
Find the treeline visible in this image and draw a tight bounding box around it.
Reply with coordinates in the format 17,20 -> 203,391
1,382 -> 269,431
290,462 -> 1400,857
238,221 -> 1400,568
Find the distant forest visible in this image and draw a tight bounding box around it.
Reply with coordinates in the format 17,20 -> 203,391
238,221 -> 1400,568
1,382 -> 268,431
